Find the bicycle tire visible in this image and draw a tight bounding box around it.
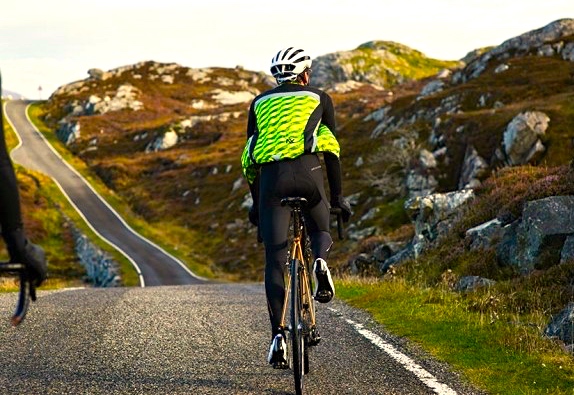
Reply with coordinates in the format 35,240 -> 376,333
303,274 -> 313,374
290,258 -> 305,395
301,233 -> 314,375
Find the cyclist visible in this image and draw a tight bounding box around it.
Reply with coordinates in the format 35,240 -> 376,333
241,47 -> 352,368
0,91 -> 47,287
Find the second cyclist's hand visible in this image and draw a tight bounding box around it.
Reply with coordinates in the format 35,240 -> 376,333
3,228 -> 47,287
331,195 -> 352,222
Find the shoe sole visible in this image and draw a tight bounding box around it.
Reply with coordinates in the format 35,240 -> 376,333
273,361 -> 289,369
314,270 -> 334,303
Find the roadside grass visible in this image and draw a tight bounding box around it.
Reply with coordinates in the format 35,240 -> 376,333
334,164 -> 574,394
336,276 -> 574,395
26,102 -> 217,281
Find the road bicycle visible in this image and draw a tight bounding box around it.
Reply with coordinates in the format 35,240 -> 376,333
0,261 -> 36,326
278,197 -> 344,395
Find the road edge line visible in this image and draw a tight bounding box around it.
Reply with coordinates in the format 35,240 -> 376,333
329,307 -> 458,395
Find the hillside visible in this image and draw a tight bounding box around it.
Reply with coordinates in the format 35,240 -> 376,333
311,40 -> 461,88
37,41 -> 448,281
34,19 -> 574,286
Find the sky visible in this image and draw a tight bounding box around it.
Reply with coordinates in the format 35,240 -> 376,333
0,0 -> 572,99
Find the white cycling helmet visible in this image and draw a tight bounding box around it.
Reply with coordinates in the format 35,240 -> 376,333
270,47 -> 312,83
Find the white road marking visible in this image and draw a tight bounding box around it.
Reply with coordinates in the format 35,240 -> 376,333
330,307 -> 458,395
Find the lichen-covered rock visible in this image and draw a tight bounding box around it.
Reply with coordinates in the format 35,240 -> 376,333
502,111 -> 549,166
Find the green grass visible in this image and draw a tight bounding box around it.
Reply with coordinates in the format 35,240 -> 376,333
336,277 -> 574,394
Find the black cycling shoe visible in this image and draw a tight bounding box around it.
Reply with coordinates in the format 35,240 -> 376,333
313,258 -> 335,303
308,326 -> 321,346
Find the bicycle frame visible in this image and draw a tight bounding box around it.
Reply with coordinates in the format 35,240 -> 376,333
278,206 -> 316,331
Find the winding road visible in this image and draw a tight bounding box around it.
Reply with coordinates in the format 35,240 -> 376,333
0,100 -> 485,394
5,100 -> 202,287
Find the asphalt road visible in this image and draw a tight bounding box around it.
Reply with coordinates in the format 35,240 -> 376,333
4,100 -> 202,287
0,100 -> 487,394
0,285 -> 486,395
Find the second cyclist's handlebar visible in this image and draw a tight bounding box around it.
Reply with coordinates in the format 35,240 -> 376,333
0,261 -> 35,326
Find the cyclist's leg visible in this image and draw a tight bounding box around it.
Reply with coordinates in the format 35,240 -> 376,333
259,162 -> 293,338
298,154 -> 332,260
299,155 -> 335,303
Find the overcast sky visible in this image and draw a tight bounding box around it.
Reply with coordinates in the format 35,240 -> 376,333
0,0 -> 572,99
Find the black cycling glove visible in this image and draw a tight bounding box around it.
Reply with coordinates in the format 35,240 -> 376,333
331,195 -> 352,223
3,228 -> 47,287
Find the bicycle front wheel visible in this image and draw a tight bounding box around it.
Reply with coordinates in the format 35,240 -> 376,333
290,258 -> 305,395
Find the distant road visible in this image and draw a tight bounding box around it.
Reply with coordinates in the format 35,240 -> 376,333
4,100 -> 203,286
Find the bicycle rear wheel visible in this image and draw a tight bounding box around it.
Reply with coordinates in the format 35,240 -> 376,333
290,258 -> 305,395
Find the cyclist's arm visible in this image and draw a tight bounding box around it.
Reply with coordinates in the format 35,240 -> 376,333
324,152 -> 342,202
317,91 -> 342,200
246,100 -> 257,139
320,91 -> 337,136
243,100 -> 260,201
0,105 -> 24,234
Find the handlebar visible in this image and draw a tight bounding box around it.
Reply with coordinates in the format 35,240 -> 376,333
330,208 -> 345,240
0,262 -> 35,326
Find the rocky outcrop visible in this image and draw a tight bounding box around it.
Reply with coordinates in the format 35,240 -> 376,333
459,145 -> 489,189
453,19 -> 574,84
145,130 -> 178,152
56,120 -> 81,145
498,111 -> 550,166
348,189 -> 475,273
84,84 -> 144,115
311,41 -> 456,89
70,224 -> 120,287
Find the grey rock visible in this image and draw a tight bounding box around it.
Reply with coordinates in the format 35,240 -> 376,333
545,302 -> 574,347
563,42 -> 574,61
502,111 -> 549,166
459,145 -> 488,189
560,235 -> 574,264
455,276 -> 496,292
466,219 -> 504,250
497,196 -> 574,273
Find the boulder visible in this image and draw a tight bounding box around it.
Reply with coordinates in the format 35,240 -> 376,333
502,111 -> 549,166
545,302 -> 574,350
145,130 -> 178,152
497,196 -> 574,273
